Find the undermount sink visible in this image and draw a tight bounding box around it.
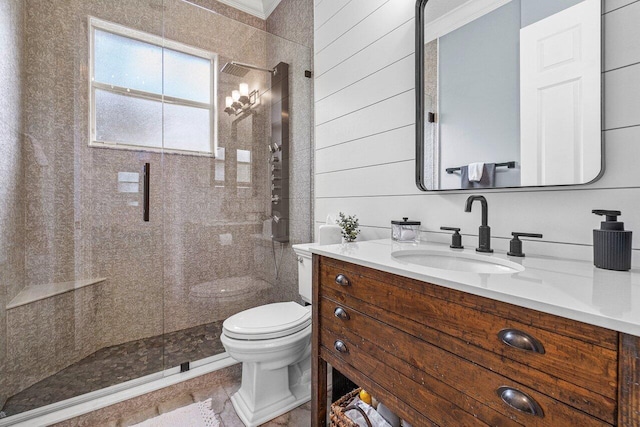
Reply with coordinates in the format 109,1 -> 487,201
391,249 -> 524,275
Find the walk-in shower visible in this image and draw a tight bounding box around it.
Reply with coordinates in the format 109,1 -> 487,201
0,0 -> 312,423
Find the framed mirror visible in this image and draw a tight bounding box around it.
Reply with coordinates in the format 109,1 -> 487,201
415,0 -> 603,191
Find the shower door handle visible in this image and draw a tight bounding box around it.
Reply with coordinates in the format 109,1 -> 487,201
143,163 -> 150,222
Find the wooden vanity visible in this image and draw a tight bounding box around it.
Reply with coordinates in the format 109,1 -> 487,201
311,255 -> 640,426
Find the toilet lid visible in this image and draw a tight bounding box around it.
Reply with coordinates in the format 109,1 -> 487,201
223,302 -> 311,340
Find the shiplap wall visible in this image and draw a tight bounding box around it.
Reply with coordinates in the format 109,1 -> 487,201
313,0 -> 640,261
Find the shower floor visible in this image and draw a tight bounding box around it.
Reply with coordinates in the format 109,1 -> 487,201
1,320 -> 226,417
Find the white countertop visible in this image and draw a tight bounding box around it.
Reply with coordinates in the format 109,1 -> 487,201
309,239 -> 640,337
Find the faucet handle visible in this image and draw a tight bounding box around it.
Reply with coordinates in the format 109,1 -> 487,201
440,227 -> 463,249
508,232 -> 543,257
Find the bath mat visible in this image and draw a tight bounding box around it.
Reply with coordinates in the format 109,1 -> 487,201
133,398 -> 219,427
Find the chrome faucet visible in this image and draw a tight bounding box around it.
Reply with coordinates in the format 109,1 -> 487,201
465,195 -> 493,253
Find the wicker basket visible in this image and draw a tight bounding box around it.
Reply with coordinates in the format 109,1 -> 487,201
330,388 -> 373,427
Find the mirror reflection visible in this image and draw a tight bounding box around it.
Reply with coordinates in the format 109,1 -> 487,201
417,0 -> 602,190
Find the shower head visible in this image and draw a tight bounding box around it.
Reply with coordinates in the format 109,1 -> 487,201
220,61 -> 275,77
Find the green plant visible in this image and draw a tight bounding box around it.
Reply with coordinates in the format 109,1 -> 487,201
337,212 -> 361,242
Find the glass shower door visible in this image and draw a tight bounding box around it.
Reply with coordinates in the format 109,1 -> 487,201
160,1 -> 274,369
160,1 -> 314,370
0,0 -> 167,420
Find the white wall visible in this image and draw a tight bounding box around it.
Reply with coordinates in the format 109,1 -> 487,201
313,0 -> 640,262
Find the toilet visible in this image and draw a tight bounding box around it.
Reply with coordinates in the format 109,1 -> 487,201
220,243 -> 316,427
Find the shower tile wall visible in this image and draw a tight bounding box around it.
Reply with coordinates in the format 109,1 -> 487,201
0,0 -> 25,409
185,0 -> 266,30
1,0 -> 312,412
267,0 -> 314,48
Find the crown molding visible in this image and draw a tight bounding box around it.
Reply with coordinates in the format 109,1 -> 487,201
424,0 -> 510,43
214,0 -> 283,20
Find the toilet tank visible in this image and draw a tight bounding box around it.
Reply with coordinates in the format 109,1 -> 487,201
292,243 -> 316,304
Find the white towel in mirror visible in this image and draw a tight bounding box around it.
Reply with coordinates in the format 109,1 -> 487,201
468,162 -> 485,182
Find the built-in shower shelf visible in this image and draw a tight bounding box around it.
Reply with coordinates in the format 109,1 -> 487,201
7,278 -> 107,310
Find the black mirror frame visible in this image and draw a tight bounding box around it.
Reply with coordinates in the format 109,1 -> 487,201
415,0 -> 429,191
414,0 -> 605,192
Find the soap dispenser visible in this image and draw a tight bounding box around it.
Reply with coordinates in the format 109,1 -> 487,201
592,210 -> 632,271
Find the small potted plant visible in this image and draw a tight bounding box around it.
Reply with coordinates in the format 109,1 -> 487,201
337,212 -> 361,243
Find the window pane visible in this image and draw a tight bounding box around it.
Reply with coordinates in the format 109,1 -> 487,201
94,29 -> 162,94
95,89 -> 162,148
163,103 -> 211,153
164,48 -> 211,103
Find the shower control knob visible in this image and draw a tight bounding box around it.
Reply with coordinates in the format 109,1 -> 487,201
271,174 -> 281,181
271,184 -> 281,191
271,195 -> 280,203
268,145 -> 275,153
271,143 -> 281,152
270,156 -> 279,163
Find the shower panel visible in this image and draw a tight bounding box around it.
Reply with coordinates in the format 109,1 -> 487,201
270,62 -> 290,243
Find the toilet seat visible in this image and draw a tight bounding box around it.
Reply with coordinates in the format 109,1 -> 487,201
223,302 -> 311,340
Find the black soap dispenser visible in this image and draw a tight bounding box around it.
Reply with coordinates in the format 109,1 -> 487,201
592,210 -> 632,271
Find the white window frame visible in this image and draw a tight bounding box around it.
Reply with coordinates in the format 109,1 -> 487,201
88,17 -> 218,157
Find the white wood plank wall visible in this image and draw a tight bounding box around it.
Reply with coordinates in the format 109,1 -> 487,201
314,0 -> 640,261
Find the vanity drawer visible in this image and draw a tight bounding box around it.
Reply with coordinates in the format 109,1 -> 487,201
319,299 -> 612,427
320,259 -> 618,400
320,297 -> 616,425
320,328 -> 508,426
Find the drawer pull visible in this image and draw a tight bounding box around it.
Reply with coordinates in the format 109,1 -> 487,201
498,329 -> 545,354
497,386 -> 544,418
335,274 -> 351,287
334,307 -> 350,320
334,340 -> 349,354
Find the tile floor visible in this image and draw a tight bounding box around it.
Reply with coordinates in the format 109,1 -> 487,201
161,383 -> 311,427
93,364 -> 311,427
2,321 -> 226,417
201,374 -> 311,427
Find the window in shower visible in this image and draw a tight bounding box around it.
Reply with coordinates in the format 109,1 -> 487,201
89,17 -> 218,156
